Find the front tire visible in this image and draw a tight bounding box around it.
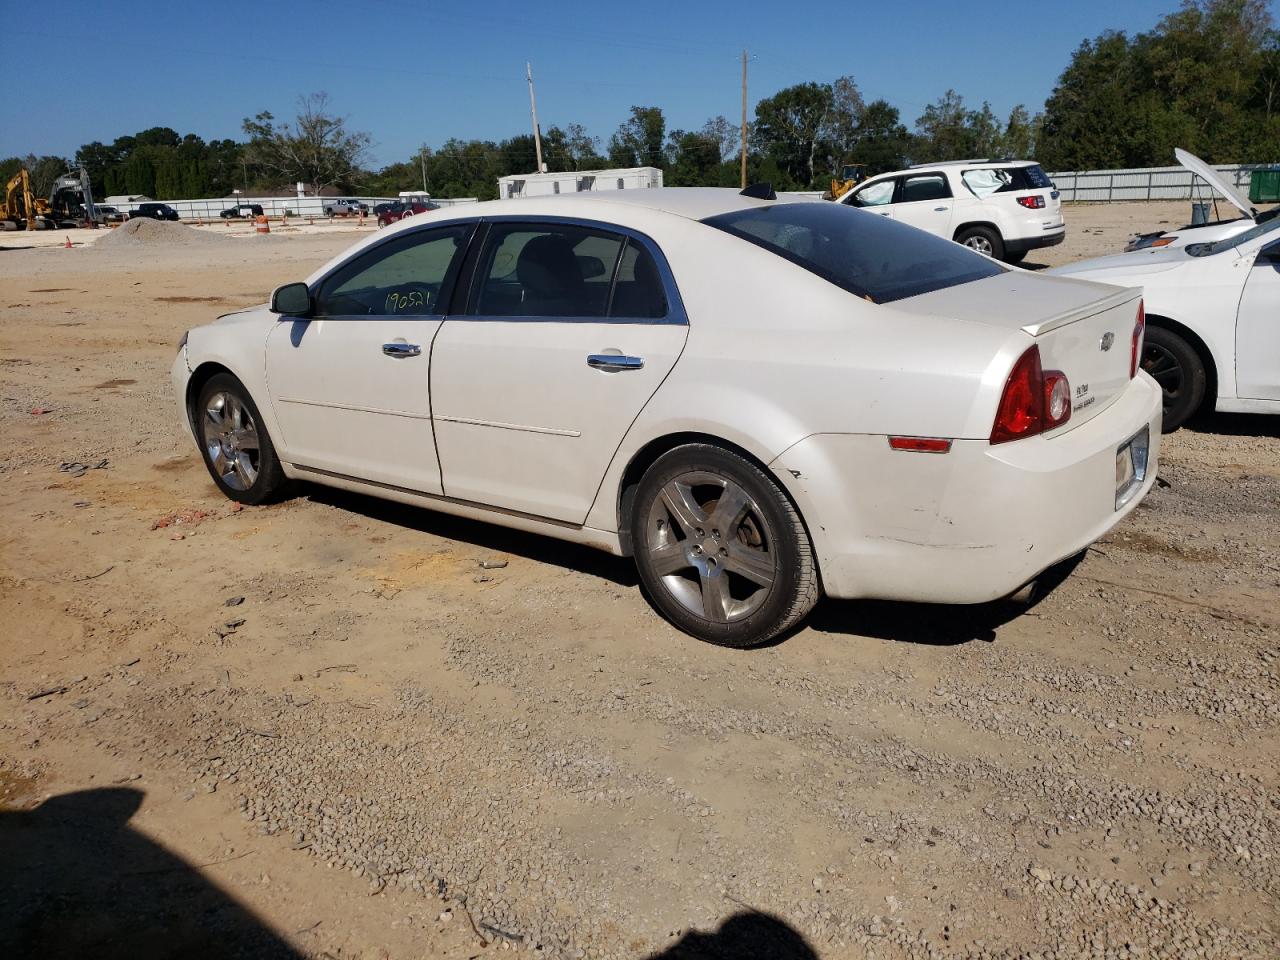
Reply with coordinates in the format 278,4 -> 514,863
631,445 -> 819,647
956,225 -> 1004,261
1141,326 -> 1206,432
195,374 -> 286,504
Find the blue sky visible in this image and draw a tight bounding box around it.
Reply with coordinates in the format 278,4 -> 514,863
4,0 -> 1228,166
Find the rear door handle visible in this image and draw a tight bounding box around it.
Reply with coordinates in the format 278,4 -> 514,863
382,343 -> 421,358
587,354 -> 644,372
934,206 -> 948,211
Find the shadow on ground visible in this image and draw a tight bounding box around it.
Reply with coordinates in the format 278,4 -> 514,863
648,911 -> 818,959
304,484 -> 640,586
0,787 -> 301,959
1187,411 -> 1280,439
305,485 -> 1090,647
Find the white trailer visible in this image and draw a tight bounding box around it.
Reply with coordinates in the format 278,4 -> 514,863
497,166 -> 663,200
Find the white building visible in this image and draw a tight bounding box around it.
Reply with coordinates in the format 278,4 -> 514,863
497,166 -> 663,200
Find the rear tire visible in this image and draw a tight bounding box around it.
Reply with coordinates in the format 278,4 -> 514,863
631,444 -> 819,648
1141,326 -> 1206,432
956,225 -> 1004,261
195,374 -> 287,505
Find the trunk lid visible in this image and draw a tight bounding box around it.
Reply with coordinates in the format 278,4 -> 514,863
896,272 -> 1142,430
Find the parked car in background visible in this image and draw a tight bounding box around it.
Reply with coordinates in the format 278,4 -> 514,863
324,199 -> 368,218
1125,149 -> 1277,251
841,159 -> 1064,263
173,189 -> 1159,648
377,199 -> 440,227
1051,214 -> 1280,430
92,205 -> 126,224
128,203 -> 180,221
221,203 -> 264,219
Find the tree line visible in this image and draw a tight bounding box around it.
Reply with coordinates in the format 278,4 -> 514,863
4,0 -> 1274,203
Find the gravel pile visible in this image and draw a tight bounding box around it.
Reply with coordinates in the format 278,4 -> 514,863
95,218 -> 227,249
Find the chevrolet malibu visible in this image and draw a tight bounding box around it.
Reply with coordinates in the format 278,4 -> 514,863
172,189 -> 1161,647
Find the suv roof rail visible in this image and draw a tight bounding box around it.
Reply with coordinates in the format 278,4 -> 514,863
908,157 -> 1025,168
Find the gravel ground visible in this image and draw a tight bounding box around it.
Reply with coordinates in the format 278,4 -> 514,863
1,201 -> 1277,959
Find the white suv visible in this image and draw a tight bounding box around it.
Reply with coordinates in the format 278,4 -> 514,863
840,159 -> 1065,263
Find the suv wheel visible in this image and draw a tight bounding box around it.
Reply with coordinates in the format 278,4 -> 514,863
956,226 -> 1004,261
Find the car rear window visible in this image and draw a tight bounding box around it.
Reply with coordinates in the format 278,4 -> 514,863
702,202 -> 1004,304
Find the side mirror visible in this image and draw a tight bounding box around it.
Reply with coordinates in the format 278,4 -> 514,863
1257,244 -> 1280,265
271,282 -> 313,317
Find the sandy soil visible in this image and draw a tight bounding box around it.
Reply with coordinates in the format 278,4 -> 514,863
1,202 -> 1277,960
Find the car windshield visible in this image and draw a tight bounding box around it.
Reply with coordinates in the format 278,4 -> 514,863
1186,215 -> 1280,257
703,202 -> 1005,303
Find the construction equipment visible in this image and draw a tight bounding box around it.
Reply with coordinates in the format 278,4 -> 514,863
825,163 -> 868,201
2,166 -> 97,230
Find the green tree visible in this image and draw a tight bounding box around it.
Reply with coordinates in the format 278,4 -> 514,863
664,129 -> 722,185
914,89 -> 973,162
608,106 -> 666,168
242,92 -> 371,194
124,154 -> 155,196
847,100 -> 912,174
753,82 -> 834,189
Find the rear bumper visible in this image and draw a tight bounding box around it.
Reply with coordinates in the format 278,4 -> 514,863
771,372 -> 1162,603
1006,228 -> 1066,255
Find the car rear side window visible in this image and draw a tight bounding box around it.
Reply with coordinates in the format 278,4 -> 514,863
899,174 -> 950,203
703,202 -> 1004,304
470,224 -> 625,318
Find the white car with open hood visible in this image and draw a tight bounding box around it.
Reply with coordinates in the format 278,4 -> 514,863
1126,149 -> 1278,251
1051,213 -> 1280,431
172,189 -> 1160,647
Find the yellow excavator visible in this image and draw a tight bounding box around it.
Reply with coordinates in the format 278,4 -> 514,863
3,169 -> 50,230
3,167 -> 97,230
825,163 -> 868,201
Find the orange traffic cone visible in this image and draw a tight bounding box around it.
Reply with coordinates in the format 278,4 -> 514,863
63,236 -> 72,249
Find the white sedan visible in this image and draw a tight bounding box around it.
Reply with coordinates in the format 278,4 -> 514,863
173,189 -> 1161,647
1051,215 -> 1280,431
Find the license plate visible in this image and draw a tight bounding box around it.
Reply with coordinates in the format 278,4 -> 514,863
1116,425 -> 1150,509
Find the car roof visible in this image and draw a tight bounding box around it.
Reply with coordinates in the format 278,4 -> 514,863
473,188 -> 776,222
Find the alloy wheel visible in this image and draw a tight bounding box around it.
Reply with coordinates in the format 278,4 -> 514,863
203,391 -> 261,491
1141,341 -> 1184,406
963,235 -> 993,256
644,471 -> 778,623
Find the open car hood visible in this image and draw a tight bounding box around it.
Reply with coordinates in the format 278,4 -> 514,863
1176,148 -> 1253,217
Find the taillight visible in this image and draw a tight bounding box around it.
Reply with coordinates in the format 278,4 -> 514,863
1016,195 -> 1046,209
1043,371 -> 1071,430
1130,299 -> 1145,379
991,345 -> 1071,444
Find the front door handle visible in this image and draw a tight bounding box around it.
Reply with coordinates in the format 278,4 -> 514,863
934,206 -> 948,212
382,342 -> 421,358
587,354 -> 644,372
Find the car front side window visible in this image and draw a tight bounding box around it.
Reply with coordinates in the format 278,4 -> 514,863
315,224 -> 472,317
849,180 -> 895,207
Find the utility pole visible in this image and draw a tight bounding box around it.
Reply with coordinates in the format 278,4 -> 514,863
420,148 -> 428,193
527,62 -> 545,174
740,49 -> 748,189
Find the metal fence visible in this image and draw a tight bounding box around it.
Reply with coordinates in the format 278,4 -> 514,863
1046,164 -> 1268,202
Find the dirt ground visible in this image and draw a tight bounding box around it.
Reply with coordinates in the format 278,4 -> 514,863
1,201 -> 1277,960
